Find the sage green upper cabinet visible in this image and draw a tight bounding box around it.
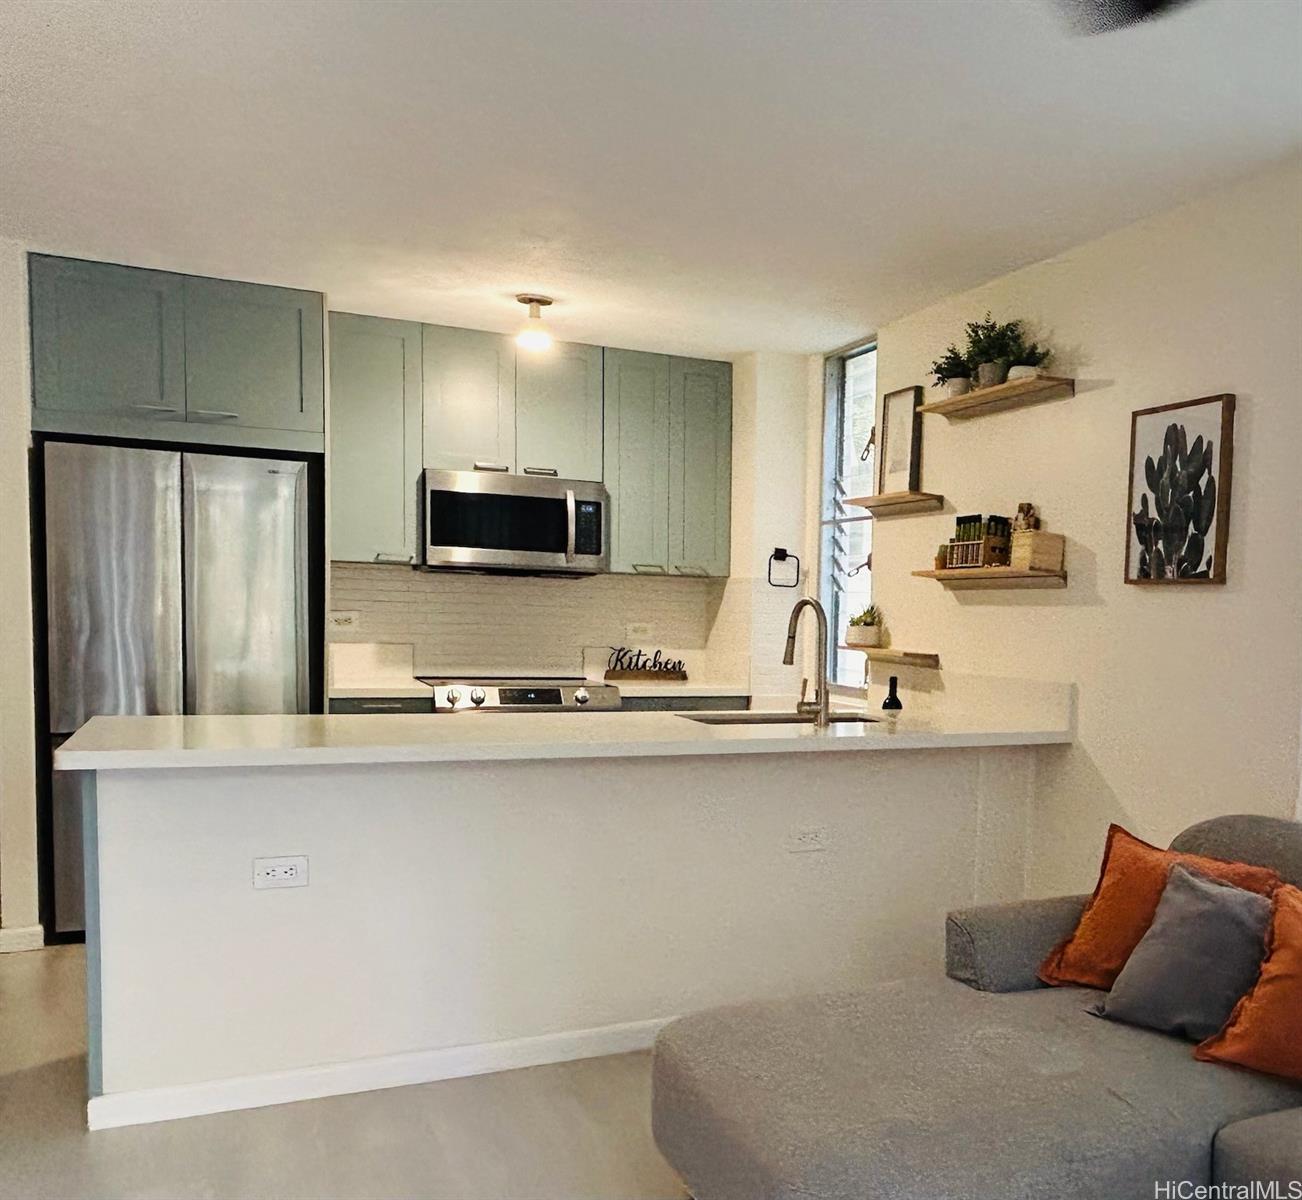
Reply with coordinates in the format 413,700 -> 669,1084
329,313 -> 422,565
603,349 -> 670,573
30,255 -> 186,424
183,276 -> 324,433
669,358 -> 732,577
515,341 -> 604,482
422,325 -> 516,473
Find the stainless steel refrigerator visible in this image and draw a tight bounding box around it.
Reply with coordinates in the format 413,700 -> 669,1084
42,441 -> 315,934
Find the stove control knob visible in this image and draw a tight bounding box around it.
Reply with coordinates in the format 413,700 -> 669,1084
445,688 -> 462,707
574,687 -> 590,706
470,687 -> 486,707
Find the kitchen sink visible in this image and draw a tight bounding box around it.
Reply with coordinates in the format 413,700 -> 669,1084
680,712 -> 879,726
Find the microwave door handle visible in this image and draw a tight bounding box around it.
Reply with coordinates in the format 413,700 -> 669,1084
565,489 -> 576,563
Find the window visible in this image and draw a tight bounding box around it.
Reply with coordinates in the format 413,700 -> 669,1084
818,343 -> 876,686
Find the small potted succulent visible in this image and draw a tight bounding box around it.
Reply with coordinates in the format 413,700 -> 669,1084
846,604 -> 883,648
930,345 -> 971,398
964,312 -> 1023,389
1007,339 -> 1051,382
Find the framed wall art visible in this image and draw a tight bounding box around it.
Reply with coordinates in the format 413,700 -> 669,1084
1125,393 -> 1235,584
877,385 -> 923,496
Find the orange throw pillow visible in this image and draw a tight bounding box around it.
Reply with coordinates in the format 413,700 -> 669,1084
1196,884 -> 1302,1082
1038,825 -> 1281,990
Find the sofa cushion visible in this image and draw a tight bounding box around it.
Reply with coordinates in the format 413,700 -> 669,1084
1213,1108 -> 1302,1187
1090,865 -> 1271,1041
1039,825 -> 1281,991
652,978 -> 1302,1200
1197,884 -> 1302,1082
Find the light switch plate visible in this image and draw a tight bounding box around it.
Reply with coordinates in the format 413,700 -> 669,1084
328,610 -> 360,631
253,855 -> 309,889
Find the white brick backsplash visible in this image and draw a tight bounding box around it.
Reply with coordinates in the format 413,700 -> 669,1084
330,564 -> 731,675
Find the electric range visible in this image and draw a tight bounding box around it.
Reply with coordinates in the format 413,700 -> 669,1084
414,676 -> 622,712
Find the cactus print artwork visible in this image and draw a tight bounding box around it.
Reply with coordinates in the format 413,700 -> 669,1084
1127,395 -> 1234,585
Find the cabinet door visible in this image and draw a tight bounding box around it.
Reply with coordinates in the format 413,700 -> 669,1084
422,325 -> 516,473
603,349 -> 670,573
669,358 -> 732,577
329,313 -> 422,564
30,255 -> 186,424
515,341 -> 604,482
183,276 -> 325,432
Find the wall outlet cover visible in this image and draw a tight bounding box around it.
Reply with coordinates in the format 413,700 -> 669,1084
784,827 -> 830,854
253,855 -> 309,889
625,622 -> 654,640
328,611 -> 361,631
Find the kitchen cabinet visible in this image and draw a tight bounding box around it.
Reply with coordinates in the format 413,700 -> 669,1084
515,341 -> 604,482
29,254 -> 326,452
329,313 -> 423,565
30,255 -> 187,424
421,324 -> 516,474
669,358 -> 732,577
604,352 -> 731,578
183,276 -> 324,433
603,348 -> 671,573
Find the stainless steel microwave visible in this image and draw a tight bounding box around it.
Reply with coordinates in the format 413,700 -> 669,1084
421,469 -> 609,575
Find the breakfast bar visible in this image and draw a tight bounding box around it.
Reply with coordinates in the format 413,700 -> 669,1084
59,699 -> 1072,1130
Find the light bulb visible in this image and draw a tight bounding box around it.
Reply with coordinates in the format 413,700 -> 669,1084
515,295 -> 554,351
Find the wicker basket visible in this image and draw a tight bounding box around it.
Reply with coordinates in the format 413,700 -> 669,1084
1010,530 -> 1065,572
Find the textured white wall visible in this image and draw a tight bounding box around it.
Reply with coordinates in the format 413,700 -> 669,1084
329,564 -> 728,677
0,238 -> 39,939
870,159 -> 1302,894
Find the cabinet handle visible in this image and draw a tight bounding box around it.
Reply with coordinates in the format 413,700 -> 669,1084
373,553 -> 413,565
523,467 -> 559,476
632,564 -> 668,574
131,403 -> 180,415
674,565 -> 709,577
472,461 -> 510,472
190,409 -> 240,421
358,701 -> 404,710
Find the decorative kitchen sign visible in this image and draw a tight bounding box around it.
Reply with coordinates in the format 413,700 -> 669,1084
1126,394 -> 1235,585
604,647 -> 688,681
877,385 -> 924,495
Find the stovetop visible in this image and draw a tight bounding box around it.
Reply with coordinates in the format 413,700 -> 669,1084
414,676 -> 621,712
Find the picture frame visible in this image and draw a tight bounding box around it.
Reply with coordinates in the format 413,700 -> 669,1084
876,385 -> 923,496
1125,393 -> 1235,585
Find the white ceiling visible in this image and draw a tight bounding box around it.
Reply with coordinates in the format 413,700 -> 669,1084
2,0 -> 1299,358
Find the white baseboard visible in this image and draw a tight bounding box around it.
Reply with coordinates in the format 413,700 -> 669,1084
0,924 -> 44,953
88,1014 -> 673,1131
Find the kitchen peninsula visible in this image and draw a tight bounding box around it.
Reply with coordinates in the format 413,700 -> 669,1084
59,688 -> 1071,1130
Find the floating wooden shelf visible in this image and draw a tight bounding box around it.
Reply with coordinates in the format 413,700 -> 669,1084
918,376 -> 1075,420
912,566 -> 1068,590
837,646 -> 941,669
845,490 -> 944,517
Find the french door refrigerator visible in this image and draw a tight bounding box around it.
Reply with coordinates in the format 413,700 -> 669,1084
42,440 -> 315,935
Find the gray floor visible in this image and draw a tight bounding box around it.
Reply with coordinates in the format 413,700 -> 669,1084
0,945 -> 687,1200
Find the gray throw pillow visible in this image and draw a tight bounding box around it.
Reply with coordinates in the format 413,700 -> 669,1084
1089,864 -> 1271,1041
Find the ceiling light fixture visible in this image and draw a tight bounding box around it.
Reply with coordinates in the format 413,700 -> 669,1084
515,294 -> 554,351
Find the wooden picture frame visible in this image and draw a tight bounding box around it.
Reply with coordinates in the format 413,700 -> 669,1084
877,385 -> 923,496
1125,394 -> 1234,585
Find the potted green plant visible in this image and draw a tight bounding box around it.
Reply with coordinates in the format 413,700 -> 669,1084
964,312 -> 1022,388
930,344 -> 972,398
846,604 -> 883,648
1007,339 -> 1051,382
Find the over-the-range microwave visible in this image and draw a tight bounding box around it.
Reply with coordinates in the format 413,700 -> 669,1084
421,469 -> 609,575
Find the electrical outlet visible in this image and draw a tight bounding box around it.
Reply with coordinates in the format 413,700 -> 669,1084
625,622 -> 653,641
253,855 -> 309,889
328,610 -> 360,631
784,827 -> 830,854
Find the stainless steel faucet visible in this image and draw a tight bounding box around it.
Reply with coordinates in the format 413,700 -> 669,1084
783,597 -> 830,728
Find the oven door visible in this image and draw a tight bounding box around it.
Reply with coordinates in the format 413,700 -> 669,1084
422,469 -> 608,574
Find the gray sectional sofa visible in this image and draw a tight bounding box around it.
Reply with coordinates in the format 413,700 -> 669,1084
652,815 -> 1302,1200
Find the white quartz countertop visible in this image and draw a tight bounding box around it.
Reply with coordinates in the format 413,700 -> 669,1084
56,707 -> 1071,772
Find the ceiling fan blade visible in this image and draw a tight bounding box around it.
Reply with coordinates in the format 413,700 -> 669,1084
1052,0 -> 1201,34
